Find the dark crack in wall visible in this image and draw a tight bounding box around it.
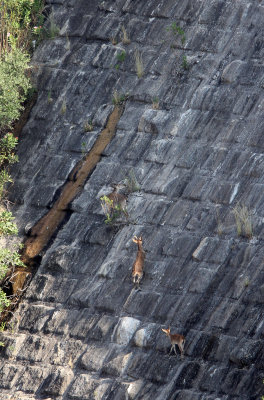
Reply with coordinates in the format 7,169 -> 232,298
1,0 -> 264,399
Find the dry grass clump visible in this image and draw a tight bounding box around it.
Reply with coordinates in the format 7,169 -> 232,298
232,204 -> 253,239
121,25 -> 131,45
134,49 -> 144,78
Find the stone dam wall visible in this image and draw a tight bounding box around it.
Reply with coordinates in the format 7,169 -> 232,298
1,0 -> 264,399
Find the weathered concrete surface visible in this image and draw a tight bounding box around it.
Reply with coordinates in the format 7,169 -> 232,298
1,0 -> 264,399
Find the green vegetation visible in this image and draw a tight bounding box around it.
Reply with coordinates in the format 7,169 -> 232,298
166,22 -> 186,45
182,54 -> 188,70
100,195 -> 128,225
0,133 -> 19,200
0,0 -> 45,52
84,119 -> 93,132
152,96 -> 159,110
0,0 -> 45,318
0,211 -> 18,236
115,50 -> 126,70
0,47 -> 31,130
112,90 -> 129,105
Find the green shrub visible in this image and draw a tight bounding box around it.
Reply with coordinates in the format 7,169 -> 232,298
0,0 -> 45,52
112,90 -> 129,105
0,133 -> 19,166
100,195 -> 128,225
0,211 -> 18,235
0,289 -> 10,313
0,170 -> 13,200
0,47 -> 31,130
0,248 -> 25,280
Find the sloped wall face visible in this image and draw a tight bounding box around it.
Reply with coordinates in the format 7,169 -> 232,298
1,0 -> 264,399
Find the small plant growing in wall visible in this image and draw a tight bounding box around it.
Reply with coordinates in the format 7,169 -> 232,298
152,96 -> 159,110
232,203 -> 253,239
123,169 -> 140,193
134,49 -> 144,78
115,50 -> 126,70
112,90 -> 129,106
100,195 -> 128,225
46,12 -> 60,39
84,120 -> 93,132
244,277 -> 250,287
110,36 -> 118,45
60,99 -> 67,115
120,25 -> 131,45
182,55 -> 189,70
47,91 -> 53,104
167,22 -> 186,45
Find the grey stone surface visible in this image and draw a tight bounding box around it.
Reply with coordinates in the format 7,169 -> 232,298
1,0 -> 264,399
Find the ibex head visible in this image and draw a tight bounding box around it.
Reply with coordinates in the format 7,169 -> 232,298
161,327 -> 171,337
132,235 -> 143,244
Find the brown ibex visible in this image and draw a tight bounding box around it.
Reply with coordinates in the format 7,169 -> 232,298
161,327 -> 185,359
132,235 -> 145,290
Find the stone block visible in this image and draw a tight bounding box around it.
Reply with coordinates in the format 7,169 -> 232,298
102,350 -> 133,377
69,311 -> 99,340
16,335 -> 54,363
87,314 -> 118,342
220,368 -> 252,396
93,281 -> 131,313
16,365 -> 48,393
187,330 -> 219,360
188,266 -> 218,294
18,303 -> 54,333
0,364 -> 24,389
171,361 -> 201,389
229,338 -> 263,367
113,317 -> 141,345
221,60 -> 246,84
138,109 -> 170,135
124,132 -> 153,161
207,298 -> 241,330
171,390 -> 202,400
40,367 -> 74,396
192,237 -> 231,264
123,290 -> 161,317
60,14 -> 92,37
26,274 -> 78,304
215,334 -> 238,362
205,180 -> 240,205
162,233 -> 200,259
199,365 -> 229,392
79,344 -> 109,372
159,259 -> 194,292
182,176 -> 208,201
68,374 -> 111,399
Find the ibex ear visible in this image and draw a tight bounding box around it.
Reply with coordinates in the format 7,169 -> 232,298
132,236 -> 138,243
138,236 -> 142,241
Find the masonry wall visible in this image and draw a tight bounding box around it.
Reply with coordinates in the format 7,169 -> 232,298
1,0 -> 264,399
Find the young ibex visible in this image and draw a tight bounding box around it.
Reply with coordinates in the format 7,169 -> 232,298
132,235 -> 145,290
161,327 -> 185,359
101,183 -> 128,219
